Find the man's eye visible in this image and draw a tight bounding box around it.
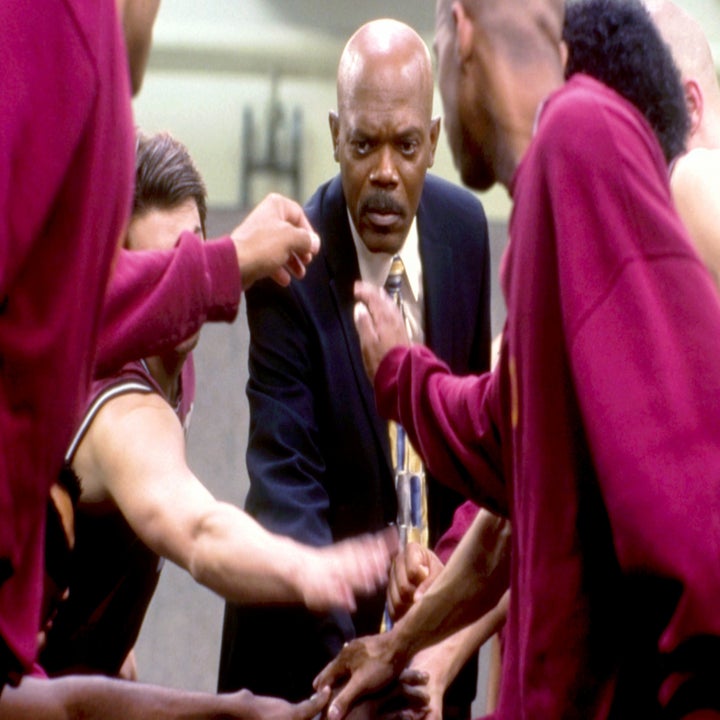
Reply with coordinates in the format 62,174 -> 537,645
400,141 -> 418,156
354,140 -> 371,155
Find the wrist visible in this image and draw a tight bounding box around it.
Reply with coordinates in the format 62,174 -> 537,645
386,623 -> 412,675
283,538 -> 310,604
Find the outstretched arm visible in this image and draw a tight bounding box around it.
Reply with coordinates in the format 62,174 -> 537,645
97,193 -> 320,377
73,390 -> 394,612
354,281 -> 507,513
0,675 -> 330,720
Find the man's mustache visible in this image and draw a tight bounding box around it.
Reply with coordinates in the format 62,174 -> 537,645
360,193 -> 405,217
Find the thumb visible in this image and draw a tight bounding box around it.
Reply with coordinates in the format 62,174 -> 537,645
294,686 -> 331,720
413,573 -> 435,603
353,300 -> 373,333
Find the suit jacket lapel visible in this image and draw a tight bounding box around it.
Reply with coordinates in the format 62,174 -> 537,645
323,180 -> 393,471
418,201 -> 455,365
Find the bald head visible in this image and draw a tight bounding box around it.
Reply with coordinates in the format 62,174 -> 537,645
337,19 -> 434,119
644,0 -> 720,149
645,1 -> 717,90
433,0 -> 566,189
329,19 -> 440,256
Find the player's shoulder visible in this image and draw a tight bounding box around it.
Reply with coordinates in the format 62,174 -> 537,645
535,74 -> 659,176
673,147 -> 720,184
541,74 -> 643,141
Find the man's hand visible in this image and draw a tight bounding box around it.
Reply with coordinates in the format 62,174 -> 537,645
353,281 -> 409,383
228,687 -> 331,720
231,193 -> 321,290
342,668 -> 431,720
387,544 -> 443,623
313,631 -> 412,720
300,527 -> 398,612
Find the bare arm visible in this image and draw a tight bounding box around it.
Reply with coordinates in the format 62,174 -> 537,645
386,529 -> 509,719
671,148 -> 720,288
394,509 -> 510,659
0,675 -> 330,720
96,193 -> 320,377
407,591 -> 509,719
73,391 -> 393,611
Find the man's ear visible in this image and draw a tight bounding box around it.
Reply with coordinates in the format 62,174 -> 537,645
428,117 -> 442,167
453,1 -> 475,64
329,111 -> 340,163
559,39 -> 569,73
684,79 -> 703,139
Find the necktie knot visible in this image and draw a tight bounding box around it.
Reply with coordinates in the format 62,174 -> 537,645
385,256 -> 404,301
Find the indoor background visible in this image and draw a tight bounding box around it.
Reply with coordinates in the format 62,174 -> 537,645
131,2 -> 720,714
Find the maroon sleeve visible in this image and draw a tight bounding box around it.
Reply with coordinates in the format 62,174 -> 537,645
375,345 -> 508,516
544,88 -> 720,712
95,232 -> 241,377
434,500 -> 482,564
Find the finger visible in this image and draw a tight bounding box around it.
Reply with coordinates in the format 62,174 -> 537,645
308,230 -> 321,254
405,544 -> 431,586
294,686 -> 331,720
357,282 -> 391,318
366,531 -> 394,582
353,279 -> 381,306
353,301 -> 378,345
298,250 -> 315,267
325,674 -> 369,720
346,536 -> 381,594
398,668 -> 430,687
313,655 -> 346,692
412,573 -> 435,603
284,251 -> 307,280
333,536 -> 377,596
387,562 -> 402,621
387,555 -> 410,621
269,193 -> 315,233
270,267 -> 292,287
397,711 -> 430,720
399,683 -> 430,705
383,526 -> 400,558
338,580 -> 357,613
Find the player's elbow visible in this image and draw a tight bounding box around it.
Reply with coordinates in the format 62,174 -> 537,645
185,504 -> 232,588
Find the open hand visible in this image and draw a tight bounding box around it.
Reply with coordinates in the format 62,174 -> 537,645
300,527 -> 398,612
313,632 -> 413,720
228,687 -> 331,720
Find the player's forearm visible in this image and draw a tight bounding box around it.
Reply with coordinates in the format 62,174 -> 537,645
412,590 -> 509,694
0,675 -> 254,720
394,510 -> 510,660
186,501 -> 303,604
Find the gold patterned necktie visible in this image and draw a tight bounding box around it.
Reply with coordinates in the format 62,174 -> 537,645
382,256 -> 428,630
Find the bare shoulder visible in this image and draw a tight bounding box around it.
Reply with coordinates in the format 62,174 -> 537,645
670,148 -> 720,208
670,148 -> 720,287
73,390 -> 178,503
672,148 -> 720,195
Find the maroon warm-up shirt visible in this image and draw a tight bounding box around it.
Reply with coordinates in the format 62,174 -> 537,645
377,76 -> 720,718
0,0 -> 134,673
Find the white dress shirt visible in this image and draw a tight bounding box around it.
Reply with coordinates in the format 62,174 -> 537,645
348,210 -> 425,344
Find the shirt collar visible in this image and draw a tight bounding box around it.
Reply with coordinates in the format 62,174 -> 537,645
347,209 -> 422,303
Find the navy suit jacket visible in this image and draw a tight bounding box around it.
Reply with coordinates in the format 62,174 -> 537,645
218,173 -> 491,702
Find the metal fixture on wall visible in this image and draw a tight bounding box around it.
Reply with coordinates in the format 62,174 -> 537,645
240,72 -> 302,210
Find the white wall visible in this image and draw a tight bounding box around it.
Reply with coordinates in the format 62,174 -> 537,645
132,69 -> 512,219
